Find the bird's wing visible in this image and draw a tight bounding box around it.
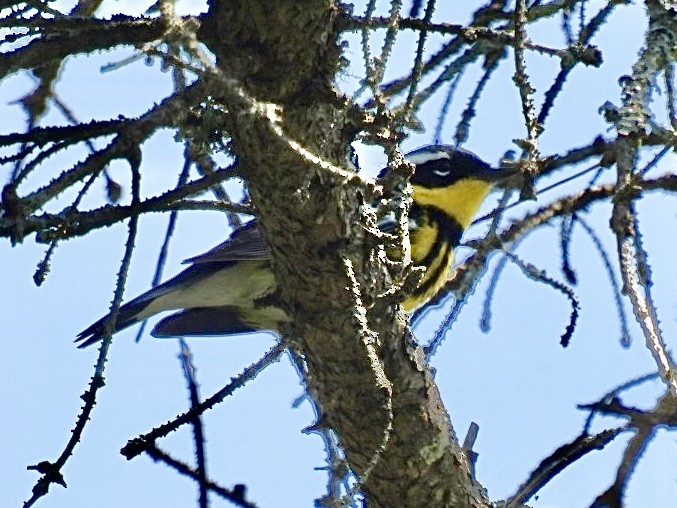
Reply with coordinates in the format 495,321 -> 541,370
151,307 -> 258,337
185,220 -> 270,264
76,221 -> 270,347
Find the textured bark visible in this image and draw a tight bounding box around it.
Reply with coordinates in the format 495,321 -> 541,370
200,1 -> 491,506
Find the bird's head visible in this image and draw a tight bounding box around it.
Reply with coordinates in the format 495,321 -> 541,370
404,145 -> 516,229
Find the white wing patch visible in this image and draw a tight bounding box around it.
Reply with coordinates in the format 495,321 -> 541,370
405,149 -> 451,165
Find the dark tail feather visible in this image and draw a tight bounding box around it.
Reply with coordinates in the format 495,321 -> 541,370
75,299 -> 153,348
75,264 -> 214,348
152,307 -> 256,337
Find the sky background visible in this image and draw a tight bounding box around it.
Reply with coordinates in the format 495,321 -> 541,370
1,1 -> 675,507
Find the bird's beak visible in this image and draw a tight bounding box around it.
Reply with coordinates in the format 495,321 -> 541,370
480,165 -> 520,183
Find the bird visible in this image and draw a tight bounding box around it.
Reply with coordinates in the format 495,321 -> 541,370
76,145 -> 515,348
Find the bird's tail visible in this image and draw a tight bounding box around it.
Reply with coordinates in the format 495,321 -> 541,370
75,291 -> 164,348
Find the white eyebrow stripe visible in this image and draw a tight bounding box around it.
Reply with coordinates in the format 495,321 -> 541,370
405,150 -> 451,165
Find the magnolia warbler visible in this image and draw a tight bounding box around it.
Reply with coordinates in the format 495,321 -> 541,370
76,145 -> 515,347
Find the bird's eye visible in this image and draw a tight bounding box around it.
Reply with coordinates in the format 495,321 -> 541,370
432,168 -> 451,177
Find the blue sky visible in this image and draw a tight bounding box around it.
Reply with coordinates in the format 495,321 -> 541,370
2,1 -> 675,507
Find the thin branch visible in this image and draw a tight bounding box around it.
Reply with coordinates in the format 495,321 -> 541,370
576,216 -> 632,347
0,118 -> 130,148
18,82 -> 207,215
121,342 -> 286,460
454,55 -> 501,145
665,64 -> 677,129
24,151 -> 142,507
340,258 -> 393,497
581,372 -> 660,433
610,15 -> 676,389
375,0 -> 404,79
401,0 -> 437,121
1,165 -> 244,243
0,15 -> 170,80
559,214 -> 577,284
503,250 -> 580,347
505,428 -> 624,508
583,391 -> 677,507
480,236 -> 526,334
133,143 -> 194,342
178,339 -> 209,508
513,0 -> 540,159
433,72 -> 463,144
537,1 -> 614,125
613,211 -> 676,394
143,444 -> 258,508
